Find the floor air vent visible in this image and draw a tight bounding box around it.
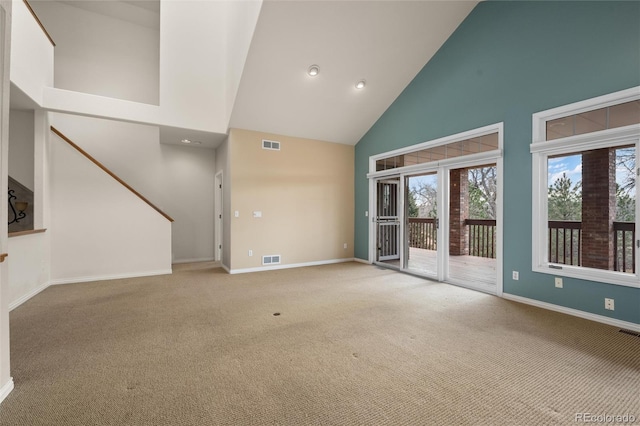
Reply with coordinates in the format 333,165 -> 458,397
262,139 -> 280,150
262,255 -> 281,265
619,329 -> 640,337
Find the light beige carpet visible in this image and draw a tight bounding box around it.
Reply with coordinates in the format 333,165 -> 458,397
0,262 -> 638,425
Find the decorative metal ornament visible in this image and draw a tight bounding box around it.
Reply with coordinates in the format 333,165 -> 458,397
8,189 -> 27,225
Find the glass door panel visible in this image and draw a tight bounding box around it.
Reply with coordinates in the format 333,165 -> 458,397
405,172 -> 438,277
447,165 -> 497,290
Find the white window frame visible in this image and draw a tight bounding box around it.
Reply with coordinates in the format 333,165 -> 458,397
531,86 -> 640,288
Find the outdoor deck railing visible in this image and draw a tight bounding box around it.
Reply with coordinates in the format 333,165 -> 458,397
407,217 -> 497,259
466,219 -> 497,258
548,220 -> 581,266
407,218 -> 437,250
613,222 -> 635,273
406,218 -> 635,272
546,220 -> 635,273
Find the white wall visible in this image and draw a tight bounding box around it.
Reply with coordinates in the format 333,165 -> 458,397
51,113 -> 216,263
8,109 -> 34,190
7,110 -> 52,311
159,1 -> 227,131
15,1 -> 261,135
49,129 -> 171,282
8,232 -> 49,309
9,0 -> 53,105
0,0 -> 13,404
29,1 -> 159,105
215,137 -> 230,268
224,0 -> 262,118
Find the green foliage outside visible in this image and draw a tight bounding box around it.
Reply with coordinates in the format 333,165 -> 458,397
548,173 -> 582,221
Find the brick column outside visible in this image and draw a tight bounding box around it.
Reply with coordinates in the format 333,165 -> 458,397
449,168 -> 469,256
581,148 -> 616,270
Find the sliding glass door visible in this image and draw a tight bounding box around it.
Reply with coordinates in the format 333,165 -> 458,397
373,164 -> 499,293
404,172 -> 439,278
446,164 -> 498,292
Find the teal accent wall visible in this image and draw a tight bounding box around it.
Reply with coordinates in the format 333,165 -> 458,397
354,1 -> 640,324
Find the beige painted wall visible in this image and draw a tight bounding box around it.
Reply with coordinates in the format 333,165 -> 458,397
229,128 -> 354,271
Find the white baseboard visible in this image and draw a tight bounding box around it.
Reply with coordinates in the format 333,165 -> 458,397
228,258 -> 355,274
353,258 -> 370,264
50,269 -> 173,286
9,281 -> 51,311
221,264 -> 230,273
0,378 -> 14,405
502,293 -> 640,332
172,257 -> 215,265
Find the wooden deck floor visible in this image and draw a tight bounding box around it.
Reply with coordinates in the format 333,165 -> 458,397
379,247 -> 497,292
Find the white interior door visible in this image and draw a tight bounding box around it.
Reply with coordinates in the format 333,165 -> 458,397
214,172 -> 223,262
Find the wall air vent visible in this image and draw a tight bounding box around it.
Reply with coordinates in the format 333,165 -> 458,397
262,255 -> 281,265
262,139 -> 281,151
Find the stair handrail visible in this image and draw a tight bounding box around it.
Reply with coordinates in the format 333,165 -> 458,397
50,126 -> 174,223
23,0 -> 56,46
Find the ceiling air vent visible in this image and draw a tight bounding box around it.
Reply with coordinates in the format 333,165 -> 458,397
262,255 -> 281,265
262,139 -> 281,151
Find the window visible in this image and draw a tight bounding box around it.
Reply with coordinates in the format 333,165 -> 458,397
531,87 -> 640,287
375,133 -> 498,171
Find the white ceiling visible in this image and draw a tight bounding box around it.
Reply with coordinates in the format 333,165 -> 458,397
229,0 -> 478,145
11,0 -> 478,149
60,0 -> 160,29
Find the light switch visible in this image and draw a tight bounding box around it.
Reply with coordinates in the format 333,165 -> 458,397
234,211 -> 239,218
253,211 -> 262,218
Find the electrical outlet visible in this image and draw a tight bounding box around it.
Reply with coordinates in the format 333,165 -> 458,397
248,250 -> 253,257
512,271 -> 519,280
605,298 -> 615,311
554,277 -> 563,288
343,243 -> 348,249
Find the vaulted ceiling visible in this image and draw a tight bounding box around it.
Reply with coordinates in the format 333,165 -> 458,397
230,0 -> 477,145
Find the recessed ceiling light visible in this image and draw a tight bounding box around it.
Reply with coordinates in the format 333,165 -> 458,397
181,139 -> 191,144
355,80 -> 366,89
308,65 -> 320,77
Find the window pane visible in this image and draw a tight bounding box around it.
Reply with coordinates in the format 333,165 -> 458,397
546,117 -> 573,140
480,133 -> 499,151
614,146 -> 636,273
609,100 -> 640,129
574,107 -> 607,135
546,100 -> 640,141
374,132 -> 499,171
547,146 -> 636,273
